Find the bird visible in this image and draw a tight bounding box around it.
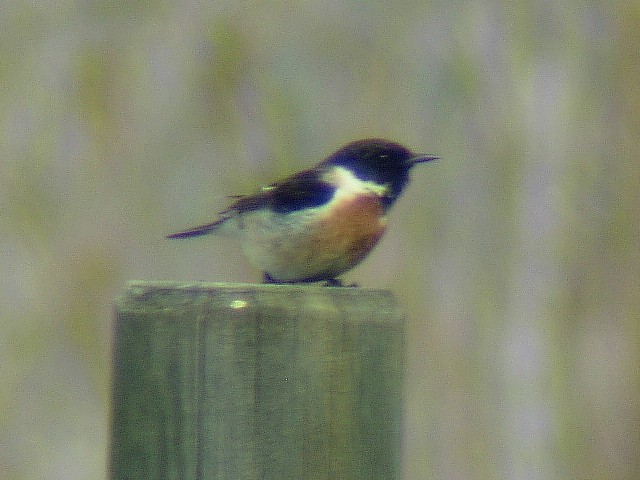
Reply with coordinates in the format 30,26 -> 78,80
167,138 -> 437,284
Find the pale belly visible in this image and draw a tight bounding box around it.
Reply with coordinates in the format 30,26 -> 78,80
235,195 -> 387,282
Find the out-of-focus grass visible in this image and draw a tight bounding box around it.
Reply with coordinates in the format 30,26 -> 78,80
1,1 -> 639,479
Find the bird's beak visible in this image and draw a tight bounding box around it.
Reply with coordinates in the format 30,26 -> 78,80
408,154 -> 439,166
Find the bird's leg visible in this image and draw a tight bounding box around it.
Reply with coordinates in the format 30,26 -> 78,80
325,278 -> 359,287
324,278 -> 344,287
262,272 -> 280,284
263,273 -> 357,287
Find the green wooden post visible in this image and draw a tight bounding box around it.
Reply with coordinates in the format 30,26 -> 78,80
110,281 -> 405,480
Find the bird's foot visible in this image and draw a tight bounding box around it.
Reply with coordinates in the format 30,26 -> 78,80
263,273 -> 358,287
263,272 -> 281,284
324,278 -> 359,287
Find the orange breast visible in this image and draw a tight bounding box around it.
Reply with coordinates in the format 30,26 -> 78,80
289,194 -> 387,280
239,194 -> 387,282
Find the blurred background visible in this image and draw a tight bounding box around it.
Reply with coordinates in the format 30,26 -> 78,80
2,1 -> 639,479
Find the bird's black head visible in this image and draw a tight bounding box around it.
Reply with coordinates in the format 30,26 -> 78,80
325,138 -> 437,208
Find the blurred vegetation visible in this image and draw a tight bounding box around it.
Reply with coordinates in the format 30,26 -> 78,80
1,1 -> 639,479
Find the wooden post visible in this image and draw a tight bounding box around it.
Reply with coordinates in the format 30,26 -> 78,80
110,281 -> 405,480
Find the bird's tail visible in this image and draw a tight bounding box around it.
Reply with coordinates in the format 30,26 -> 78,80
166,216 -> 230,239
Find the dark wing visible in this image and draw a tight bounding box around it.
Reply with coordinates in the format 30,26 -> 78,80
264,168 -> 336,214
167,167 -> 336,239
226,167 -> 336,215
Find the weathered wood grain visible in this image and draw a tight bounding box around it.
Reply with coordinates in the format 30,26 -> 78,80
110,281 -> 404,480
